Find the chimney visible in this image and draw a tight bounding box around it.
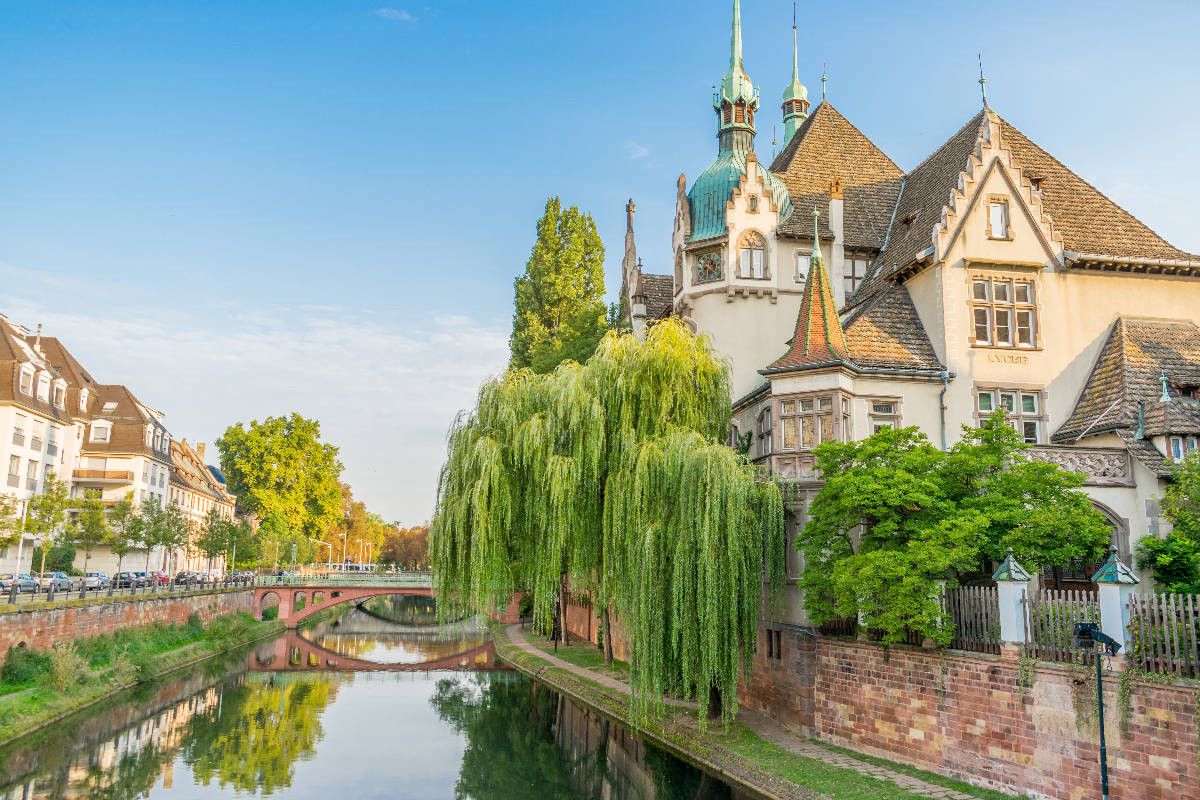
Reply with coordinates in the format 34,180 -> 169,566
196,442 -> 206,462
33,323 -> 42,355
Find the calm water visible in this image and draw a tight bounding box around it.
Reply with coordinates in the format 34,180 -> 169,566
0,596 -> 736,799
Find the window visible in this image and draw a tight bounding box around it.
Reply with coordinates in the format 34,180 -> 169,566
90,424 -> 110,443
779,395 -> 836,450
79,388 -> 89,412
794,251 -> 810,285
8,456 -> 19,476
26,460 -> 37,479
142,464 -> 149,483
977,388 -> 1045,443
970,277 -> 1037,347
1170,436 -> 1185,461
18,366 -> 33,395
101,401 -> 117,412
36,374 -> 50,402
1188,437 -> 1199,455
748,195 -> 758,212
987,197 -> 1010,239
757,408 -> 772,457
765,628 -> 782,661
145,426 -> 153,447
844,256 -> 869,295
870,399 -> 901,433
154,430 -> 162,451
738,231 -> 767,279
52,381 -> 66,408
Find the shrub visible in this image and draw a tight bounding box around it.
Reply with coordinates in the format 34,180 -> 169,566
37,643 -> 88,693
262,605 -> 279,621
1136,530 -> 1200,594
2,647 -> 52,687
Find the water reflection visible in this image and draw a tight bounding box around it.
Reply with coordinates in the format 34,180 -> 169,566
0,601 -> 739,799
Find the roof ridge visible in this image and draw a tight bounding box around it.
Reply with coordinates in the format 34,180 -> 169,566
905,109 -> 985,179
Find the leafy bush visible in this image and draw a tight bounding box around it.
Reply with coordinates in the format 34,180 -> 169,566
1136,531 -> 1200,594
37,643 -> 88,692
261,605 -> 279,621
1,647 -> 52,687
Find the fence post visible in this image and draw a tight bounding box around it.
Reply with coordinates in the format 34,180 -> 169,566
1093,545 -> 1138,663
992,548 -> 1031,657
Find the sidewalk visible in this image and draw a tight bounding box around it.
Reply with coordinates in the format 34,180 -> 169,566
505,623 -> 989,800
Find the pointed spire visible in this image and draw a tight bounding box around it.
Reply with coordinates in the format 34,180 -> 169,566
978,53 -> 988,107
781,2 -> 809,146
821,64 -> 827,101
730,0 -> 742,69
766,209 -> 850,371
715,0 -> 757,132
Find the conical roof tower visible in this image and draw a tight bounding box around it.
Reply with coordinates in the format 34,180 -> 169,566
767,209 -> 849,370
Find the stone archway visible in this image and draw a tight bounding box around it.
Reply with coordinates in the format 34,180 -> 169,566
257,591 -> 281,621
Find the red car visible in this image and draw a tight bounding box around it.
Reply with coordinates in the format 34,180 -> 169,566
147,570 -> 170,586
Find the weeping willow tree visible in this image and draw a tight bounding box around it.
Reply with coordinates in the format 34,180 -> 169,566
430,318 -> 785,725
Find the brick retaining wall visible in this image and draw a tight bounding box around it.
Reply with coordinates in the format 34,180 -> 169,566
0,589 -> 255,652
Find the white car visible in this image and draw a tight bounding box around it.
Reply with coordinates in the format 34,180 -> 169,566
82,571 -> 110,590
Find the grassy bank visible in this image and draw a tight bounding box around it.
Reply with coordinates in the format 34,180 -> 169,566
492,623 -> 1022,800
0,612 -> 284,743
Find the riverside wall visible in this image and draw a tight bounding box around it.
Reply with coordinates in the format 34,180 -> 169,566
0,589 -> 255,651
561,611 -> 1199,800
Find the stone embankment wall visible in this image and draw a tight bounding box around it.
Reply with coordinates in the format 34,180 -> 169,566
0,589 -> 254,651
559,610 -> 1198,799
739,628 -> 1200,800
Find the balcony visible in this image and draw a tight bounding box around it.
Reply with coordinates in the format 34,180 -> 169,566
1025,445 -> 1134,487
30,436 -> 43,452
6,474 -> 18,488
11,432 -> 24,447
71,469 -> 135,485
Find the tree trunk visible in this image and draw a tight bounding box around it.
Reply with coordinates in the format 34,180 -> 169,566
602,604 -> 614,664
558,575 -> 569,645
707,685 -> 722,722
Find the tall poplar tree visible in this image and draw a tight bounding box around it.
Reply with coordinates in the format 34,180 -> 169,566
432,319 -> 785,725
510,197 -> 608,373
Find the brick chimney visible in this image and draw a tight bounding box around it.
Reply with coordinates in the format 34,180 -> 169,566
196,442 -> 206,461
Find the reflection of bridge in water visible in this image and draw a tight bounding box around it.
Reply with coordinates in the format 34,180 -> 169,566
249,630 -> 502,673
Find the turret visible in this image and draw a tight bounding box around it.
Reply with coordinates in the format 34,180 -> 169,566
781,18 -> 809,145
714,0 -> 759,145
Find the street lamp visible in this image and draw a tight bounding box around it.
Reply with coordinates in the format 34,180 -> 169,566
1074,622 -> 1121,800
356,538 -> 363,566
339,532 -> 347,572
308,538 -> 333,575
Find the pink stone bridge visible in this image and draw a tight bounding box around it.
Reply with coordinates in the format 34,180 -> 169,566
249,629 -> 501,673
251,579 -> 435,627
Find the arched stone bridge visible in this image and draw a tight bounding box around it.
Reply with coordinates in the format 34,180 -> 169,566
248,630 -> 501,673
252,581 -> 435,627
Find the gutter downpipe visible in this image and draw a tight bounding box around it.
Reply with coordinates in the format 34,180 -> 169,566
939,371 -> 950,451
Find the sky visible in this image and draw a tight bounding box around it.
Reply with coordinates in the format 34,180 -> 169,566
2,0 -> 1198,524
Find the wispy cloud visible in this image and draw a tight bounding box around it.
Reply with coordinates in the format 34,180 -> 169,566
1,290 -> 508,526
625,140 -> 651,160
374,8 -> 417,22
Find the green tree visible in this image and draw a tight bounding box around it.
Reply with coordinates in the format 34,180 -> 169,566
107,494 -> 142,578
195,508 -> 233,570
510,196 -> 608,373
0,492 -> 21,553
432,319 -> 785,724
24,476 -> 72,574
137,498 -> 191,574
798,415 -> 1110,645
216,414 -> 343,542
1137,452 -> 1200,593
71,489 -> 111,574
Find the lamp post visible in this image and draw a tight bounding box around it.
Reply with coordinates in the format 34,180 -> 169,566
308,538 -> 332,576
356,538 -> 363,566
1074,622 -> 1121,800
339,532 -> 347,571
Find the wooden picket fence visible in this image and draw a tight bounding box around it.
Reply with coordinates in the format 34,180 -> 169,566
946,585 -> 1001,654
1022,588 -> 1099,666
1127,592 -> 1200,679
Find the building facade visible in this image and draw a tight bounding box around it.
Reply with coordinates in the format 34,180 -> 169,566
169,437 -> 236,572
621,1 -> 1200,606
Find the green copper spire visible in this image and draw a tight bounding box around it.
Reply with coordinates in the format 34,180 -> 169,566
781,6 -> 809,146
715,0 -> 758,134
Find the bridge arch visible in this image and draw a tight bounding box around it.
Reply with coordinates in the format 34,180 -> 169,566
251,584 -> 436,626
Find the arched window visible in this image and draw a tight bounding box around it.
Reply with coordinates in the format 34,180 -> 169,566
738,231 -> 767,279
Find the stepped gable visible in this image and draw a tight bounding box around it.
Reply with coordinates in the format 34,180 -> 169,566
772,102 -> 904,250
1054,317 -> 1200,442
638,273 -> 674,320
842,281 -> 942,371
998,118 -> 1193,262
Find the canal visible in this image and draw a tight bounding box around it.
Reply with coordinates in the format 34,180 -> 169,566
0,596 -> 738,799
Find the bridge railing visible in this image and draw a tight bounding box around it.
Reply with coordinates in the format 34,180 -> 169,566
253,572 -> 433,588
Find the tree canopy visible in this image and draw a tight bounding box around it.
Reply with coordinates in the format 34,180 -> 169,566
432,319 -> 784,724
509,197 -> 608,373
1137,451 -> 1200,593
798,416 -> 1111,644
216,413 -> 343,544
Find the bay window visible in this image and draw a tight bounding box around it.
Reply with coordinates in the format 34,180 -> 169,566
779,394 -> 843,451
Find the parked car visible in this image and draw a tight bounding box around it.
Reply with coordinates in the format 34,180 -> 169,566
0,573 -> 39,595
174,571 -> 204,586
34,572 -> 72,592
147,571 -> 170,586
132,571 -> 153,587
81,571 -> 110,590
113,571 -> 145,588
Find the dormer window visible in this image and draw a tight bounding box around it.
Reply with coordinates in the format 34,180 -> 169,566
1029,177 -> 1043,192
36,373 -> 50,402
18,365 -> 34,395
987,196 -> 1010,239
738,230 -> 767,279
79,388 -> 89,412
52,381 -> 66,408
154,430 -> 162,451
145,425 -> 154,447
90,423 -> 110,443
1178,385 -> 1199,404
102,401 -> 117,412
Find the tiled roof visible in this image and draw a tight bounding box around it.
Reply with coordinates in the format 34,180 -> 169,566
33,337 -> 102,418
638,273 -> 674,321
81,384 -> 172,463
1054,317 -> 1200,442
0,317 -> 74,425
1119,432 -> 1173,479
171,438 -> 233,505
771,103 -> 904,251
842,281 -> 942,371
767,242 -> 849,372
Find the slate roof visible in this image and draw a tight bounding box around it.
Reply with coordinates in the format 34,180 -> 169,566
638,273 -> 674,321
842,281 -> 943,371
81,384 -> 172,463
771,102 -> 904,251
33,337 -> 102,418
171,438 -> 232,505
0,317 -> 74,425
1054,317 -> 1200,442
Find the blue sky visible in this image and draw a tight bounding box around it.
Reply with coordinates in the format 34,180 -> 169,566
2,0 -> 1198,523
